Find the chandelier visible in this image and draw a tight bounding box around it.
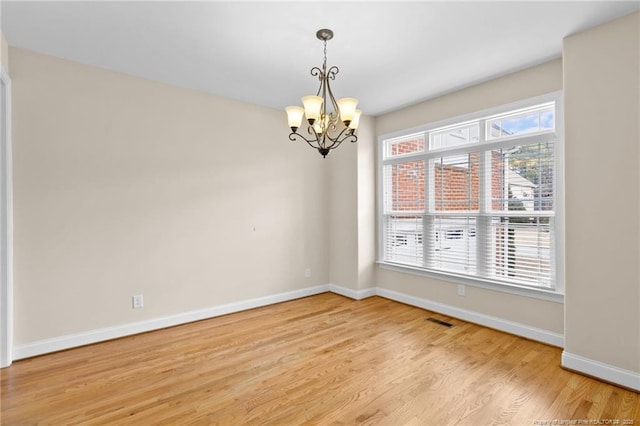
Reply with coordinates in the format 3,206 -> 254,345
286,29 -> 361,158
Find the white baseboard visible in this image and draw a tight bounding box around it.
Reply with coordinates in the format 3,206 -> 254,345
375,287 -> 565,348
13,284 -> 330,360
12,283 -> 563,364
15,283 -> 639,392
328,283 -> 376,300
562,351 -> 640,392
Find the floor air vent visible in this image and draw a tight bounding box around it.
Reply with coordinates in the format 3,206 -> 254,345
426,317 -> 453,327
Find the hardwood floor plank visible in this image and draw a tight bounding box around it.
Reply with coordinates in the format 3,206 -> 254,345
2,293 -> 639,425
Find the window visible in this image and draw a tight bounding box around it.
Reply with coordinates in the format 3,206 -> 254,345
379,95 -> 562,294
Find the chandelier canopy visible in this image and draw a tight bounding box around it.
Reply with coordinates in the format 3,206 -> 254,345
286,29 -> 361,158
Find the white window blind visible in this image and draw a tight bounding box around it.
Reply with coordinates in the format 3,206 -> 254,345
379,97 -> 560,291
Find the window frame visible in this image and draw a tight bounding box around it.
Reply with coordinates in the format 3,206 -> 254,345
377,92 -> 564,303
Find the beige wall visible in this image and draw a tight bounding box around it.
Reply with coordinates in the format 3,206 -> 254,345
10,47 -> 330,345
377,59 -> 563,135
327,114 -> 376,292
374,59 -> 565,335
563,13 -> 640,373
356,116 -> 376,291
328,130 -> 358,290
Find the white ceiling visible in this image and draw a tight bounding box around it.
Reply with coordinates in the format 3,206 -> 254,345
2,1 -> 639,116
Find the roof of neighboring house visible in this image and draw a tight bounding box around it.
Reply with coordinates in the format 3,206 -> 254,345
508,169 -> 537,188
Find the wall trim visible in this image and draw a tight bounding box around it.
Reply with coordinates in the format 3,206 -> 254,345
13,284 -> 330,360
10,284 -> 638,392
375,287 -> 565,348
562,351 -> 640,392
12,283 -> 564,364
328,283 -> 376,300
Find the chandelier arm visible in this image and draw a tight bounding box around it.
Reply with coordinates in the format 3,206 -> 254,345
302,124 -> 328,149
320,75 -> 329,134
324,71 -> 340,126
310,67 -> 322,80
309,125 -> 327,150
289,131 -> 321,150
342,132 -> 358,144
322,138 -> 344,153
323,127 -> 358,151
326,65 -> 339,81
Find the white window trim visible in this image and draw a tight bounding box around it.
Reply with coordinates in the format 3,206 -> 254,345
377,91 -> 564,302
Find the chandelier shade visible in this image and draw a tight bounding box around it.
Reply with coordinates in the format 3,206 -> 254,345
285,106 -> 304,131
336,97 -> 358,124
301,95 -> 323,124
286,29 -> 360,158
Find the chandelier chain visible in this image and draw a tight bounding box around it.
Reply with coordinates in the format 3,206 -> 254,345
323,40 -> 328,70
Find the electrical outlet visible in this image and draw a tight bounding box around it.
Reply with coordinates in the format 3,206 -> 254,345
132,294 -> 144,309
457,285 -> 466,297
304,268 -> 312,278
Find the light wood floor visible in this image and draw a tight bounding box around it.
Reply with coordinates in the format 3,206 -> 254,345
1,293 -> 639,425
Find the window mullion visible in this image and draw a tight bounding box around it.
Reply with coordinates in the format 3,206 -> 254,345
477,120 -> 490,278
423,151 -> 434,268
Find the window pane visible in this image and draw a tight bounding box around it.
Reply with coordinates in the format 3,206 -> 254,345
486,217 -> 553,288
383,161 -> 425,213
426,216 -> 476,274
490,141 -> 555,212
432,153 -> 480,212
384,133 -> 425,159
429,122 -> 479,150
378,98 -> 558,291
384,215 -> 423,265
487,104 -> 554,140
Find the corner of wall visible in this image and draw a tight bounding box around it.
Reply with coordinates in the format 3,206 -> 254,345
356,114 -> 377,291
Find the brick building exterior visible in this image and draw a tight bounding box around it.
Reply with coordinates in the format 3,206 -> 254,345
389,138 -> 518,213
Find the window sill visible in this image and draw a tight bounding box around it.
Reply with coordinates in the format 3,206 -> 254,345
377,261 -> 564,304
